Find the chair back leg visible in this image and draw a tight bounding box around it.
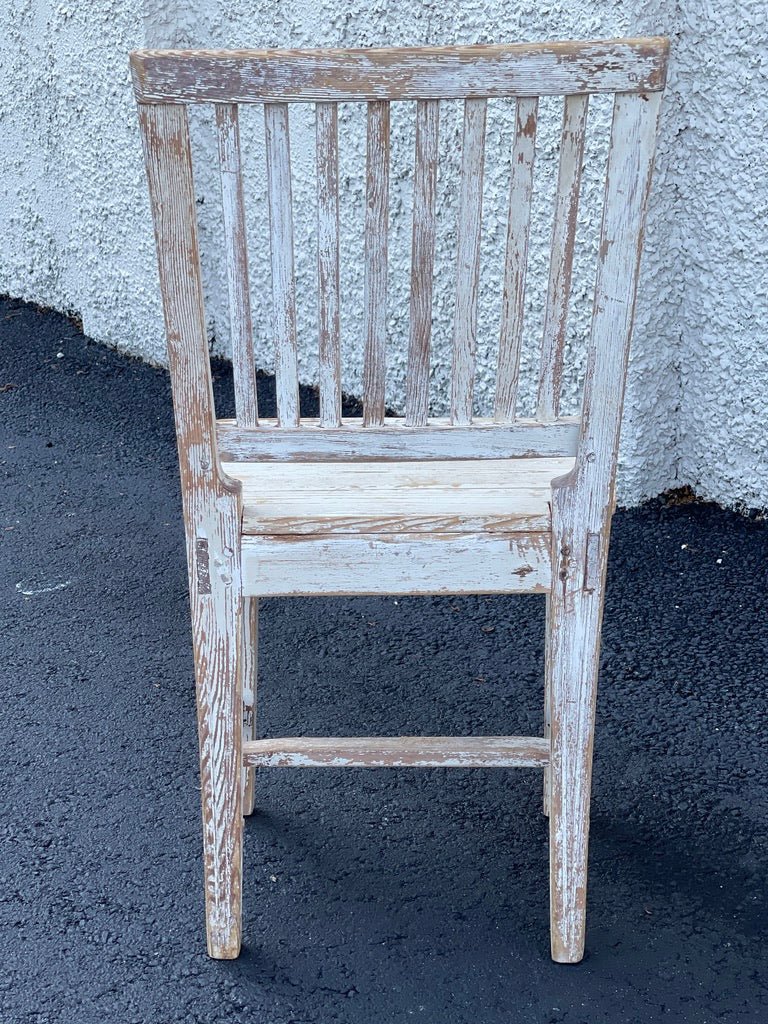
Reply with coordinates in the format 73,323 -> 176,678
189,505 -> 245,959
547,516 -> 609,963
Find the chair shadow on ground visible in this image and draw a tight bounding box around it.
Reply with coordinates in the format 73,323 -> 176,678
202,581 -> 768,1023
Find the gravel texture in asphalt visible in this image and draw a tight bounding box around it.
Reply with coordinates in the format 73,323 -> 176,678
1,297 -> 767,1023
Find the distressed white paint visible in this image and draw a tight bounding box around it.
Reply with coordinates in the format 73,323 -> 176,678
241,595 -> 258,815
315,101 -> 342,427
548,90 -> 662,963
537,94 -> 589,420
226,456 -> 574,534
131,41 -> 667,102
215,103 -> 259,426
240,532 -> 553,596
216,417 -> 580,461
405,98 -> 440,426
494,96 -> 538,422
139,102 -> 244,960
362,100 -> 390,426
450,98 -> 487,425
264,102 -> 300,427
136,38 -> 663,966
2,1 -> 766,509
243,735 -> 550,768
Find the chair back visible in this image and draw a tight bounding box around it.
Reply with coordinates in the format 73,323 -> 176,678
132,39 -> 667,473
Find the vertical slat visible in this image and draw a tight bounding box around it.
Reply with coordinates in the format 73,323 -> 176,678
316,102 -> 342,428
405,99 -> 440,427
549,91 -> 663,964
538,94 -> 590,421
264,102 -> 300,427
451,98 -> 487,425
494,97 -> 539,423
215,104 -> 259,427
363,100 -> 390,426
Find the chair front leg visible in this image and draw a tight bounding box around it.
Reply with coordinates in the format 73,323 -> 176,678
242,596 -> 258,816
543,592 -> 552,817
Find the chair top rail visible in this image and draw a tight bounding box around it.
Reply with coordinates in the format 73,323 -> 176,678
130,38 -> 669,104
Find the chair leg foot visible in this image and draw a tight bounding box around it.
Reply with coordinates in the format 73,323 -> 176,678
551,941 -> 585,965
207,924 -> 242,960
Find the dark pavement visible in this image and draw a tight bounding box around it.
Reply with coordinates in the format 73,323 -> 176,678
1,296 -> 767,1023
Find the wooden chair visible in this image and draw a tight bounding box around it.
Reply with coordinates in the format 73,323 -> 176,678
131,37 -> 668,963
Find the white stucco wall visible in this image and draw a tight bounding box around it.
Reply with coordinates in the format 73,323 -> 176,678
2,1 -> 766,508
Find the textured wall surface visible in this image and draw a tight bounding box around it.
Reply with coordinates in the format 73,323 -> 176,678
1,1 -> 766,507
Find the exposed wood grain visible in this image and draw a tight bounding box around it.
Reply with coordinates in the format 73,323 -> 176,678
216,417 -> 580,461
241,532 -> 552,596
138,102 -> 243,960
243,735 -> 550,768
264,102 -> 300,427
549,91 -> 663,965
315,101 -> 342,427
228,457 -> 576,490
239,511 -> 548,536
363,101 -> 390,426
226,457 -> 573,535
583,532 -> 602,593
405,99 -> 440,426
215,104 -> 258,427
131,39 -> 670,103
537,94 -> 589,421
569,91 -> 664,530
494,97 -> 538,422
241,596 -> 258,816
451,98 -> 487,425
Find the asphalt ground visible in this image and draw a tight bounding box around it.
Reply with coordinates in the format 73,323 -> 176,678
1,296 -> 767,1023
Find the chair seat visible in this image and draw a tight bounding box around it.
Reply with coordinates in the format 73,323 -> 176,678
223,457 -> 575,536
